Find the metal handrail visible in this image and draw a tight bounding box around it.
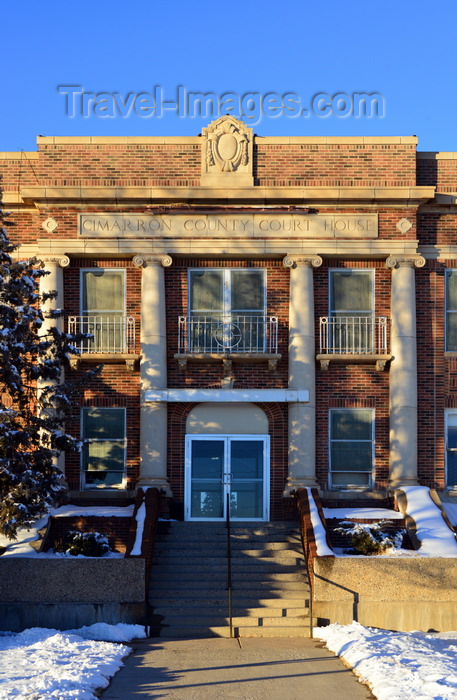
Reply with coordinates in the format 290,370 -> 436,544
226,492 -> 233,638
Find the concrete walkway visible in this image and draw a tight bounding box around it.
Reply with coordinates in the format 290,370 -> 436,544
100,637 -> 373,699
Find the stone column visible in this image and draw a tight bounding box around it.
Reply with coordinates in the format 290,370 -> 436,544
283,254 -> 323,494
386,254 -> 425,488
133,254 -> 172,494
39,255 -> 70,334
39,255 -> 70,474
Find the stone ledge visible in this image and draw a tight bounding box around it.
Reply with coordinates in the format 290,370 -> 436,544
316,353 -> 391,371
174,352 -> 281,370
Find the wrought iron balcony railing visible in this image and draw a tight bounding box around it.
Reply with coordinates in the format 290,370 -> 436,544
68,315 -> 136,354
177,315 -> 279,355
319,316 -> 389,355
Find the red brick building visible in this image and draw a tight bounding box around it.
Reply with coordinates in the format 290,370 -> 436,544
1,116 -> 455,521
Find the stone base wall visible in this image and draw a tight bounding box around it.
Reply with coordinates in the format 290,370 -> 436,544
0,558 -> 145,603
314,556 -> 457,632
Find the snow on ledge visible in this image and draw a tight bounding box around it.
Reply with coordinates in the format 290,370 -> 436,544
306,487 -> 334,557
323,507 -> 404,520
403,485 -> 457,557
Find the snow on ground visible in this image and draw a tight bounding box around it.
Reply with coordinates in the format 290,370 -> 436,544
0,623 -> 146,699
317,621 -> 457,700
0,505 -> 134,558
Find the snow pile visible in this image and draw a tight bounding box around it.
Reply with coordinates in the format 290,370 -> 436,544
0,623 -> 146,699
317,621 -> 457,700
403,486 -> 457,557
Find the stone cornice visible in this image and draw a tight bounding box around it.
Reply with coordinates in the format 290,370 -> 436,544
14,185 -> 436,207
17,239 -> 421,259
33,135 -> 418,146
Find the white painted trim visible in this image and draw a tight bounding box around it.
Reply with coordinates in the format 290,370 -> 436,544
144,388 -> 309,403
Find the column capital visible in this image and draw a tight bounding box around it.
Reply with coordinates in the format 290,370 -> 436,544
283,254 -> 323,269
133,254 -> 172,268
39,255 -> 70,268
385,253 -> 425,269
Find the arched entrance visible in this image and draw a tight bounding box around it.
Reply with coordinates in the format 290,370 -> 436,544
185,403 -> 270,521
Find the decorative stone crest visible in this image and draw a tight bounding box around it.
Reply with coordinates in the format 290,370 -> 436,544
201,116 -> 253,186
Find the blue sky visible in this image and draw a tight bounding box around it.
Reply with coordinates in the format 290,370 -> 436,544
2,0 -> 457,152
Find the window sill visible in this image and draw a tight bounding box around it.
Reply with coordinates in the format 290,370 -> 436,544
174,352 -> 282,371
316,353 -> 391,371
69,353 -> 139,371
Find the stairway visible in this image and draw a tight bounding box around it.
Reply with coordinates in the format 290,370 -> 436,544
148,521 -> 313,638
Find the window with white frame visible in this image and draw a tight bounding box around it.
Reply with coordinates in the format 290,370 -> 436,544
329,269 -> 374,353
81,269 -> 126,352
188,269 -> 266,352
445,270 -> 457,351
329,408 -> 374,488
81,407 -> 126,488
446,411 -> 457,488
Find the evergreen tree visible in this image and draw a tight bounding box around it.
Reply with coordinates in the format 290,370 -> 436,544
0,201 -> 97,539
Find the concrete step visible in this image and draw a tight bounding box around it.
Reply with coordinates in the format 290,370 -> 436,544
150,522 -> 310,638
152,612 -> 311,626
150,597 -> 310,610
151,561 -> 306,583
153,625 -> 314,639
153,548 -> 305,565
150,574 -> 307,586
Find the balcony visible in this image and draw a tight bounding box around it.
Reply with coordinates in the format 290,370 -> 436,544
175,315 -> 281,370
317,316 -> 391,371
67,315 -> 139,370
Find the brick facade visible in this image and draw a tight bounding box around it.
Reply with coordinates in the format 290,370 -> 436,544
1,120 -> 456,520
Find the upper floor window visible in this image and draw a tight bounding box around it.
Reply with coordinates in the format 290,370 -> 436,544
68,268 -> 135,354
329,408 -> 374,489
189,269 -> 265,317
186,269 -> 267,353
327,269 -> 374,353
445,270 -> 457,351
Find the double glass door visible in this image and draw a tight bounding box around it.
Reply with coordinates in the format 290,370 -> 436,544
185,435 -> 269,521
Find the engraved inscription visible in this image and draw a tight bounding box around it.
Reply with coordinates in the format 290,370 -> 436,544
79,213 -> 378,239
